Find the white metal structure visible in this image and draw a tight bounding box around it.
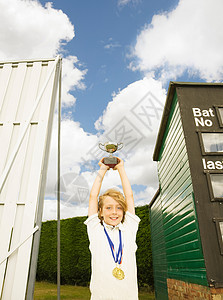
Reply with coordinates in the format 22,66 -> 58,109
0,57 -> 62,299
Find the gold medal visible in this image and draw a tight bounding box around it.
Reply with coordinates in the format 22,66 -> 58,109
112,266 -> 125,280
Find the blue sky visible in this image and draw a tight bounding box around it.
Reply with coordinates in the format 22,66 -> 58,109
40,0 -> 179,133
1,0 -> 223,220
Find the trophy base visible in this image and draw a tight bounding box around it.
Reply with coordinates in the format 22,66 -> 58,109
103,157 -> 118,169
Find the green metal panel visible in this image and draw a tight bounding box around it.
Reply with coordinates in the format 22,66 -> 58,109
157,93 -> 208,286
150,193 -> 168,300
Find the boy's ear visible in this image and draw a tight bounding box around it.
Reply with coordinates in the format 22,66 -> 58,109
99,207 -> 103,217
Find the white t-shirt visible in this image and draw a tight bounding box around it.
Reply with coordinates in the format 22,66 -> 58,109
84,211 -> 140,300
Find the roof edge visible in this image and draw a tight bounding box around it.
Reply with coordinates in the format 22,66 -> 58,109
153,81 -> 223,161
153,81 -> 176,161
0,57 -> 57,65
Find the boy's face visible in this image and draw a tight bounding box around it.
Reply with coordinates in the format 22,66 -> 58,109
100,196 -> 124,226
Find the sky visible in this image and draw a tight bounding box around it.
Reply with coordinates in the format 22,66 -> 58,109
1,0 -> 223,220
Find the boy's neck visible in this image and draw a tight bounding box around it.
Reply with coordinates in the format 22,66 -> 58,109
103,221 -> 121,229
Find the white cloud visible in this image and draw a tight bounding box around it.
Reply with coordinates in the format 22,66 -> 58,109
95,76 -> 165,144
43,199 -> 88,221
0,0 -> 74,60
118,0 -> 131,6
94,76 -> 166,196
132,0 -> 223,81
104,43 -> 121,50
134,186 -> 158,207
103,38 -> 121,50
117,0 -> 140,8
45,117 -> 98,199
0,0 -> 87,108
62,56 -> 87,107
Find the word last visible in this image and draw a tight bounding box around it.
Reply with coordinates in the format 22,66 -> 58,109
202,158 -> 223,170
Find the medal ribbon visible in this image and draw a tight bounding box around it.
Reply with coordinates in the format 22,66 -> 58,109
103,226 -> 123,265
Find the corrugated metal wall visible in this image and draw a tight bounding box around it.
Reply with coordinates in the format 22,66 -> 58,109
0,58 -> 61,299
150,192 -> 168,300
152,92 -> 208,293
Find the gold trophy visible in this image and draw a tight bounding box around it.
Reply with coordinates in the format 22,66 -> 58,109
99,142 -> 123,168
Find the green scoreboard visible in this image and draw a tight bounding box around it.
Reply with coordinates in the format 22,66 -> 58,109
150,82 -> 223,299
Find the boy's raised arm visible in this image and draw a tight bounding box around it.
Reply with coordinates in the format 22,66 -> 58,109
114,158 -> 135,215
88,159 -> 109,216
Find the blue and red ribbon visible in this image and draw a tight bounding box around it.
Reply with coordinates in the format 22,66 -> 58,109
103,226 -> 123,265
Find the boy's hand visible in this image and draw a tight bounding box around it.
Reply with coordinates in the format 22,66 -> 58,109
98,158 -> 110,171
113,157 -> 124,170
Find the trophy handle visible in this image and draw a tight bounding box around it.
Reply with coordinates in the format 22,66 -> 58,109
99,143 -> 105,151
117,143 -> 123,150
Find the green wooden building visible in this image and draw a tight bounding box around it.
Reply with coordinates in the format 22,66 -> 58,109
149,82 -> 223,299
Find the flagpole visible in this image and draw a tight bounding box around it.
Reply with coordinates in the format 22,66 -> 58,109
57,61 -> 62,300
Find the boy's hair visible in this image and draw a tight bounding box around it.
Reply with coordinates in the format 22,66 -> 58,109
98,189 -> 127,224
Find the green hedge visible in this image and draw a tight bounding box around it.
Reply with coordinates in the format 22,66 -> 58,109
136,206 -> 154,289
36,205 -> 153,288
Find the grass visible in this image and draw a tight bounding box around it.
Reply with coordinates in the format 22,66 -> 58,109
34,281 -> 155,300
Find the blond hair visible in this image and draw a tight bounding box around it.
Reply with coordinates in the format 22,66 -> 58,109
98,189 -> 127,224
